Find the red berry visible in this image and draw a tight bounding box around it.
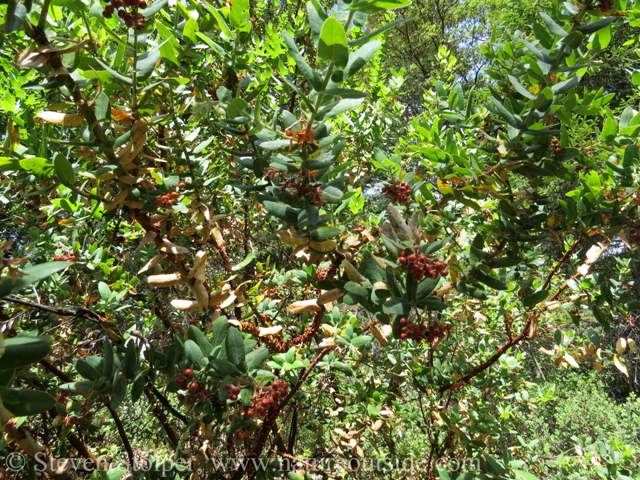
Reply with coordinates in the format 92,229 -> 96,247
183,369 -> 193,378
400,333 -> 407,340
69,416 -> 79,425
230,394 -> 238,401
139,0 -> 147,7
178,182 -> 186,188
166,200 -> 173,207
84,412 -> 94,420
189,382 -> 199,392
178,394 -> 186,402
118,9 -> 126,17
198,382 -> 205,391
246,409 -> 255,418
170,191 -> 179,199
197,392 -> 205,401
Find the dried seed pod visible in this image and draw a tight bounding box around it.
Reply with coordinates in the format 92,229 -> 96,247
37,111 -> 85,127
190,282 -> 210,312
208,284 -> 232,307
117,119 -> 147,166
287,299 -> 322,314
138,253 -> 167,274
317,289 -> 344,305
387,205 -> 412,241
276,228 -> 309,247
188,251 -> 207,278
308,240 -> 337,253
147,273 -> 185,287
170,299 -> 200,311
160,239 -> 189,255
105,189 -> 129,211
341,260 -> 366,284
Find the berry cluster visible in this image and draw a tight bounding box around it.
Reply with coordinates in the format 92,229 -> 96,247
315,266 -> 329,281
224,383 -> 241,401
175,369 -> 212,402
626,220 -> 640,245
382,181 -> 411,204
399,247 -> 448,281
63,415 -> 79,427
394,318 -> 452,343
597,0 -> 614,12
551,137 -> 562,155
102,0 -> 148,30
251,379 -> 288,418
53,252 -> 78,261
155,182 -> 185,209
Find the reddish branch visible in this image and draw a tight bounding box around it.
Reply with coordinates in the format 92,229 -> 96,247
148,383 -> 188,424
106,405 -> 135,467
439,316 -> 535,393
542,239 -> 584,291
143,387 -> 180,447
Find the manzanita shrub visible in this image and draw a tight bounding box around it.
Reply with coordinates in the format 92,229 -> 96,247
0,0 -> 639,479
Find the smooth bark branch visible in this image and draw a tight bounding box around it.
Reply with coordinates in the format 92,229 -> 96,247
439,317 -> 534,393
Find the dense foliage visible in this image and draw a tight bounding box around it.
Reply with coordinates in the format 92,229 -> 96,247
0,0 -> 639,479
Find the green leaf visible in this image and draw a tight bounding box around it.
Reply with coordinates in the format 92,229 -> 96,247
227,98 -> 251,119
246,347 -> 269,371
18,157 -> 54,178
183,18 -> 199,43
230,0 -> 251,33
103,339 -> 114,378
347,0 -> 411,14
54,154 -> 76,188
212,317 -> 230,348
131,376 -> 145,404
74,357 -> 103,381
490,97 -> 523,129
0,261 -> 72,298
283,32 -> 324,91
232,253 -> 254,271
514,471 -> 542,480
185,339 -> 208,367
551,76 -> 580,94
95,59 -> 133,86
311,226 -> 340,241
521,289 -> 549,307
316,88 -> 369,99
436,467 -> 451,480
5,3 -> 27,33
124,341 -> 138,378
601,117 -> 617,141
318,18 -> 349,69
317,98 -> 365,121
188,326 -> 213,356
0,387 -> 56,416
98,281 -> 111,300
351,335 -> 372,347
474,271 -> 507,290
209,358 -> 242,376
110,374 -> 127,410
383,298 -> 410,316
0,336 -> 52,371
578,17 -> 616,34
508,75 -> 535,100
225,328 -> 246,370
521,39 -> 555,64
416,296 -> 448,311
540,12 -> 567,37
349,17 -> 413,47
341,40 -> 381,80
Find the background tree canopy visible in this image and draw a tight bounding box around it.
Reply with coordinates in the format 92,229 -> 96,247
0,0 -> 639,479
